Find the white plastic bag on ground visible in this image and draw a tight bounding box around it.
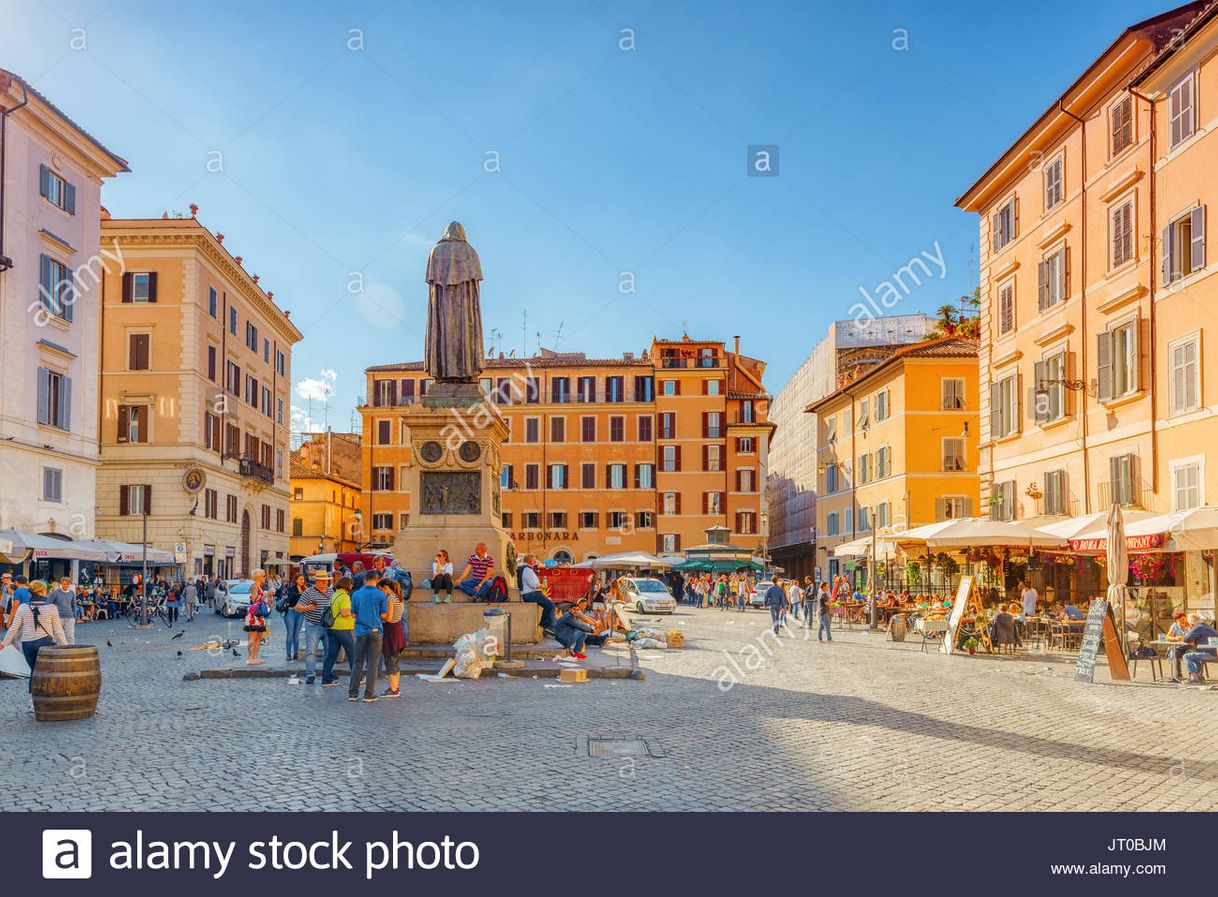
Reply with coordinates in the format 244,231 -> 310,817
633,637 -> 665,649
453,629 -> 494,678
0,644 -> 30,678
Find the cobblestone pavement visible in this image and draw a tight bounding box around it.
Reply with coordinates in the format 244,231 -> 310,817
2,606 -> 1215,811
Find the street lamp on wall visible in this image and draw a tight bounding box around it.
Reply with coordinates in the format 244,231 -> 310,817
1035,378 -> 1098,404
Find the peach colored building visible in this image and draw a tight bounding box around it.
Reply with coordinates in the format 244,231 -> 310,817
809,337 -> 981,584
96,213 -> 302,578
360,337 -> 774,563
956,2 -> 1208,524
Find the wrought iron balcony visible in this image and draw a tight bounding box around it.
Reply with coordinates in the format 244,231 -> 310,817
238,455 -> 275,484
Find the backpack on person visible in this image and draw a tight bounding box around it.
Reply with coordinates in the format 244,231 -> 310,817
485,576 -> 509,603
320,602 -> 336,628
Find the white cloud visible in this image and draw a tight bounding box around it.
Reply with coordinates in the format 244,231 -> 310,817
291,405 -> 324,433
295,368 -> 337,402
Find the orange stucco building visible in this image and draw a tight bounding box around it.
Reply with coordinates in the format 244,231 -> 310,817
359,337 -> 774,563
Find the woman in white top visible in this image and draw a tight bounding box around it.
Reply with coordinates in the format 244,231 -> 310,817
431,550 -> 454,603
2,580 -> 65,692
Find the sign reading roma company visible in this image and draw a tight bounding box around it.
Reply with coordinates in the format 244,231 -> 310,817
1068,533 -> 1166,553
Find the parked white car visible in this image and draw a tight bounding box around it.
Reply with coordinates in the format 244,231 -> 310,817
621,577 -> 677,614
748,580 -> 775,608
216,579 -> 255,618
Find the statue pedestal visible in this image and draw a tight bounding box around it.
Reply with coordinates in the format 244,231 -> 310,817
393,394 -> 514,600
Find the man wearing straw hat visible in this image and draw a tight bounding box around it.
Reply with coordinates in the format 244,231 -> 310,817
294,569 -> 334,685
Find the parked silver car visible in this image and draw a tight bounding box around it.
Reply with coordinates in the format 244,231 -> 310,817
216,579 -> 255,618
748,580 -> 775,608
621,577 -> 677,614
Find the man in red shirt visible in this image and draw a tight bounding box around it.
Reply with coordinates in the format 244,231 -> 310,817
455,543 -> 495,600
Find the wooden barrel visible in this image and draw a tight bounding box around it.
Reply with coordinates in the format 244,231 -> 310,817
889,614 -> 909,642
31,646 -> 101,722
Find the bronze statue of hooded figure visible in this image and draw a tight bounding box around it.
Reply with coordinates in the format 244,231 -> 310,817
424,221 -> 484,382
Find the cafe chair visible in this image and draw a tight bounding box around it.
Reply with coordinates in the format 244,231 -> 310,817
1128,648 -> 1164,683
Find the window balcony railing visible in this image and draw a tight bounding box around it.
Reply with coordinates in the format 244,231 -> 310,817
1097,479 -> 1151,510
659,356 -> 722,369
238,455 -> 275,485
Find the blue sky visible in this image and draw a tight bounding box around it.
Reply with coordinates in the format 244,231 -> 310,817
2,0 -> 1176,428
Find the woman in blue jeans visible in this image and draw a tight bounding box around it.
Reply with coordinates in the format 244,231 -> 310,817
321,577 -> 357,685
282,573 -> 306,661
2,581 -> 66,694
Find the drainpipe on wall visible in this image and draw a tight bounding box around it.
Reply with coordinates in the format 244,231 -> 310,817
1129,84 -> 1158,502
1059,99 -> 1092,514
0,75 -> 30,272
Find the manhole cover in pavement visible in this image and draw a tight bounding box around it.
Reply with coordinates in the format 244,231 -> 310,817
587,738 -> 651,758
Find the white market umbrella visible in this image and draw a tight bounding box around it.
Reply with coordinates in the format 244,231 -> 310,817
0,530 -> 109,562
916,517 -> 1065,550
586,551 -> 673,571
832,536 -> 896,560
1134,506 -> 1218,552
1105,502 -> 1130,658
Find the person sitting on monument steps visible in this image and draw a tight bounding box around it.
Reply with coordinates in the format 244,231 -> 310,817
554,597 -> 608,660
517,552 -> 557,636
431,549 -> 455,603
455,543 -> 495,600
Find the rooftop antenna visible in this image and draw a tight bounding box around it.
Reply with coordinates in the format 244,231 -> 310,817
551,320 -> 565,351
521,309 -> 528,357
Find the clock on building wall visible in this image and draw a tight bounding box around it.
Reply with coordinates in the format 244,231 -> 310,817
182,467 -> 206,494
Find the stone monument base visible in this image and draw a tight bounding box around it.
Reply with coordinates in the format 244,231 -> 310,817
406,600 -> 540,645
394,522 -> 513,592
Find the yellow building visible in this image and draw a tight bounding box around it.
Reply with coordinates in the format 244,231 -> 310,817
96,211 -> 302,578
360,337 -> 774,563
290,431 -> 362,560
809,337 -> 980,583
956,2 -> 1208,524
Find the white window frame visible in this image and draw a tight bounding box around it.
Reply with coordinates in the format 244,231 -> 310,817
993,196 -> 1016,251
1039,246 -> 1066,311
1169,332 -> 1200,416
128,484 -> 150,516
1043,469 -> 1068,516
940,495 -> 969,521
1170,455 -> 1204,512
942,437 -> 965,472
1164,205 -> 1206,285
997,279 -> 1015,336
874,388 -> 890,421
875,445 -> 891,478
42,466 -> 63,503
1110,198 -> 1135,269
1043,152 -> 1064,211
1110,94 -> 1134,157
1169,70 -> 1197,150
941,377 -> 965,410
991,374 -> 1019,439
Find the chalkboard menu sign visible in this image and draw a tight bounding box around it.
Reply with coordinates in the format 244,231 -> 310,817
1074,599 -> 1131,683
